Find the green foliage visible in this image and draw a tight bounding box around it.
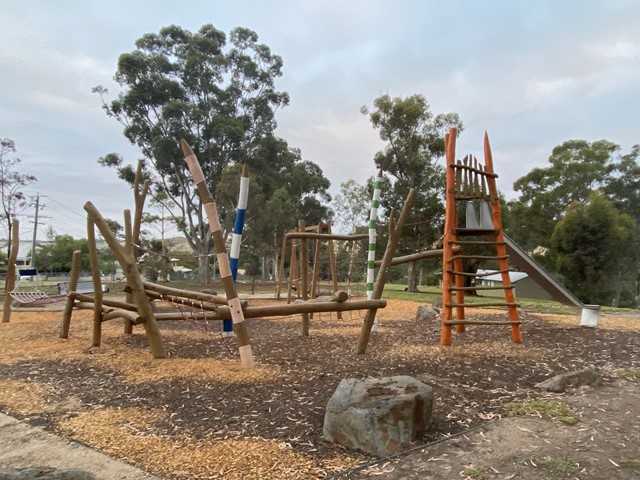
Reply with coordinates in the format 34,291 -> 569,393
331,179 -> 370,235
362,94 -> 462,291
506,140 -> 634,250
460,465 -> 488,479
36,235 -> 90,272
619,458 -> 640,469
504,399 -> 579,425
621,369 -> 640,379
535,456 -> 581,474
95,24 -> 285,280
605,144 -> 640,224
139,239 -> 172,282
551,192 -> 639,306
505,140 -> 640,307
238,250 -> 261,277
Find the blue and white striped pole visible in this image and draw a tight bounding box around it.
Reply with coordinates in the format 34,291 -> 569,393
223,164 -> 249,337
368,169 -> 383,332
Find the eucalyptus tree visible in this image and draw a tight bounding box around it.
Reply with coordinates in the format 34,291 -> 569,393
0,138 -> 37,255
506,139 -> 619,251
361,94 -> 462,291
551,192 -> 638,307
94,24 -> 290,282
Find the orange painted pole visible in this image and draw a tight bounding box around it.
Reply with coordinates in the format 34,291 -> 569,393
441,128 -> 458,346
484,132 -> 521,343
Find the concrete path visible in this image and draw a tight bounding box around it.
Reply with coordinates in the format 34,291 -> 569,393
0,414 -> 161,480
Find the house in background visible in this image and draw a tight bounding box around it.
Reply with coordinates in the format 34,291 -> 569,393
0,241 -> 39,268
476,269 -> 554,301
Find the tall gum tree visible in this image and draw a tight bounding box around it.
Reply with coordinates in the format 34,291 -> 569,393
361,94 -> 462,291
506,139 -> 619,252
94,24 -> 290,283
0,138 -> 37,256
551,192 -> 639,307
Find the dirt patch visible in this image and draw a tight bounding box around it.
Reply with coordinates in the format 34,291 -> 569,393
0,298 -> 639,479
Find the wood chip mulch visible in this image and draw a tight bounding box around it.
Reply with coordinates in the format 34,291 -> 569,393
0,298 -> 639,479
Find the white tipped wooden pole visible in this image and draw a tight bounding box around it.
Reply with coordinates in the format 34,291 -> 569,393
223,164 -> 250,337
181,140 -> 254,368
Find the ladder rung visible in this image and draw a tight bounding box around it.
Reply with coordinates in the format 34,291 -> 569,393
449,240 -> 505,245
445,302 -> 520,308
446,268 -> 512,277
452,195 -> 493,201
448,163 -> 499,178
452,228 -> 498,236
444,320 -> 521,326
449,285 -> 514,291
448,254 -> 509,261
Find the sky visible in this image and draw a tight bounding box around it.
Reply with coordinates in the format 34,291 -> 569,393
1,0 -> 638,240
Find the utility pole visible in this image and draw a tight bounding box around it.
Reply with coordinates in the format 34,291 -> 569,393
29,193 -> 47,268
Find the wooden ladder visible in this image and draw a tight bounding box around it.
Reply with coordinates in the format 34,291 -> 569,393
440,128 -> 522,346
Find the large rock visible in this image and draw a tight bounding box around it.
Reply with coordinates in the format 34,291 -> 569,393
415,305 -> 439,322
323,376 -> 434,457
535,368 -> 603,392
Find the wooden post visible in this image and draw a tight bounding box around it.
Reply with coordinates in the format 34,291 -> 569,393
60,250 -> 82,338
224,164 -> 249,337
276,231 -> 288,299
298,220 -> 310,336
84,201 -> 167,359
484,132 -> 521,343
326,224 -> 342,320
441,129 -> 457,346
87,217 -> 103,347
181,139 -> 253,368
357,189 -> 416,354
310,229 -> 322,299
123,209 -> 134,334
2,218 -> 20,323
287,238 -> 298,303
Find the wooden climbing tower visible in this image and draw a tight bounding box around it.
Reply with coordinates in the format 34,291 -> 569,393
441,128 -> 522,345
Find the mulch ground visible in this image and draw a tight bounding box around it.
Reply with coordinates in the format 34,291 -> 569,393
0,297 -> 639,479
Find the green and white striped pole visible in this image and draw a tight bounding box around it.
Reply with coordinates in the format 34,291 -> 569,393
368,169 -> 383,332
181,140 -> 253,368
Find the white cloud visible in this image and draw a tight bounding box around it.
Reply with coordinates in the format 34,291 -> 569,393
591,40 -> 638,59
524,77 -> 575,109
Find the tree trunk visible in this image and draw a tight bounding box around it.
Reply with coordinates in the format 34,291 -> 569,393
198,252 -> 210,284
612,270 -> 623,308
406,262 -> 419,292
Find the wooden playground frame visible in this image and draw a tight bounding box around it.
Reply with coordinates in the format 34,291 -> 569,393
3,130 -> 524,366
48,141 -> 404,365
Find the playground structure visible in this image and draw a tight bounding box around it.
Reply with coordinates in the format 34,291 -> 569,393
440,128 -> 522,345
277,221 -> 368,325
2,129 -> 601,363
50,140 -> 393,365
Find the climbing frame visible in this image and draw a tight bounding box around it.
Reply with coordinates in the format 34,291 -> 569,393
441,128 -> 522,345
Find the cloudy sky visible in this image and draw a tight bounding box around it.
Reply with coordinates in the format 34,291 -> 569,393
1,0 -> 638,240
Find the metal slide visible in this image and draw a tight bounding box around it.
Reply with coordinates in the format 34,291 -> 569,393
503,234 -> 585,308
